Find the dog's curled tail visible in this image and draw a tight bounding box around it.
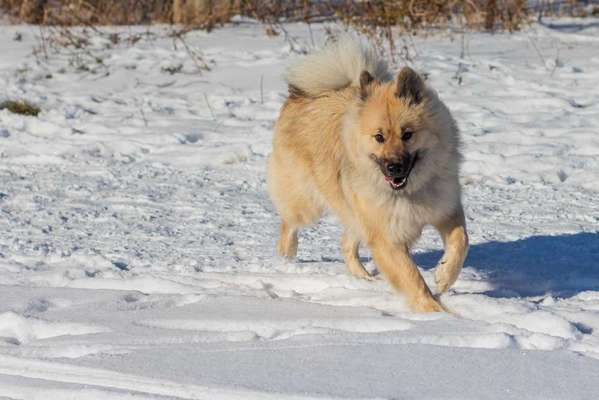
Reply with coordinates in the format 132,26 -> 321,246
285,34 -> 391,98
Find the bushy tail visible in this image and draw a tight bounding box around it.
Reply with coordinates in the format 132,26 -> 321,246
285,34 -> 392,97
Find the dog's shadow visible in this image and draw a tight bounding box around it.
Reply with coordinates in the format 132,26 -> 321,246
414,232 -> 599,299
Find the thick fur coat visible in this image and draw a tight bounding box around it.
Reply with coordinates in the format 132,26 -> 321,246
268,35 -> 469,312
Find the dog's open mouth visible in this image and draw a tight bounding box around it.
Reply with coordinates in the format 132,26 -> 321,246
384,153 -> 418,191
384,174 -> 409,190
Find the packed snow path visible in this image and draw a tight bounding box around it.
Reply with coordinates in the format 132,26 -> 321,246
1,19 -> 599,399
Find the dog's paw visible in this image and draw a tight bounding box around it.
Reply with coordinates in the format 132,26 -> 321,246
434,261 -> 458,294
350,268 -> 375,281
435,276 -> 451,294
412,296 -> 446,313
346,261 -> 375,280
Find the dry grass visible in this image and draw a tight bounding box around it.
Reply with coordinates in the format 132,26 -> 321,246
0,0 -> 593,33
1,1 -> 595,71
0,0 -> 173,25
1,1 -> 594,32
0,1 -> 527,30
0,100 -> 41,116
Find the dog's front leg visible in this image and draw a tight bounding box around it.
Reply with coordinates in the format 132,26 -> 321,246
434,205 -> 469,294
341,230 -> 373,279
369,236 -> 444,312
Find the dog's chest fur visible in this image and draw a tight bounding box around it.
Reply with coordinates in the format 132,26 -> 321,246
358,174 -> 460,245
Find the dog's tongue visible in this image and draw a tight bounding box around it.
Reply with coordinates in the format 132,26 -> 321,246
385,175 -> 407,188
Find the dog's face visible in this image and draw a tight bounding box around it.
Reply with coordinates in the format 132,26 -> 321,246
348,68 -> 455,194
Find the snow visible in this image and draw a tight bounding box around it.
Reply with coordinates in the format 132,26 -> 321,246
0,18 -> 599,399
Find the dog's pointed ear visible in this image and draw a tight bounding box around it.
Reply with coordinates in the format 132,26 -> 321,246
396,67 -> 424,105
359,70 -> 375,101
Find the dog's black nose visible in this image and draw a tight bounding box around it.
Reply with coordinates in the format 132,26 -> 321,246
386,163 -> 402,175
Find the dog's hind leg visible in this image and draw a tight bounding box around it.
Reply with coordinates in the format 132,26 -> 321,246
434,204 -> 469,294
269,165 -> 322,259
270,188 -> 323,259
268,151 -> 323,260
276,201 -> 323,259
341,231 -> 372,279
277,222 -> 299,259
275,195 -> 323,259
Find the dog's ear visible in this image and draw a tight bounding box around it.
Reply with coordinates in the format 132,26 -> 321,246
395,67 -> 424,105
359,70 -> 375,101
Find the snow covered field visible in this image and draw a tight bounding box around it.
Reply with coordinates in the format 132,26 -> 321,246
1,18 -> 599,399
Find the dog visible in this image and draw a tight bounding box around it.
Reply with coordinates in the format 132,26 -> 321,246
267,35 -> 468,312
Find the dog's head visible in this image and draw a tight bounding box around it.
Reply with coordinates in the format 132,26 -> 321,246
345,67 -> 459,195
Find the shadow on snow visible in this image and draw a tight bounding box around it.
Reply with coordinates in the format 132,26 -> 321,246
539,20 -> 599,33
415,232 -> 599,298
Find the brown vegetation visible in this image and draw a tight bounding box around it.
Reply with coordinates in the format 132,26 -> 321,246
0,1 -> 593,32
0,1 -> 519,31
0,0 -> 172,25
0,100 -> 40,116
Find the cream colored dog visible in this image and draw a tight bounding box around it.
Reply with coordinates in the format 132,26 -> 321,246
267,35 -> 468,312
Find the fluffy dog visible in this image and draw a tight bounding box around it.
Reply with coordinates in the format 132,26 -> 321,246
267,35 -> 468,312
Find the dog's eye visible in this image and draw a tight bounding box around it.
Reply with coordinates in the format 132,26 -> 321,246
402,130 -> 414,141
374,133 -> 385,143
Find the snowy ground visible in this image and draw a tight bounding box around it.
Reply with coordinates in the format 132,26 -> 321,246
1,18 -> 599,399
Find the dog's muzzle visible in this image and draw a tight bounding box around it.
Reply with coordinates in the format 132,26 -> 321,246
373,152 -> 419,190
